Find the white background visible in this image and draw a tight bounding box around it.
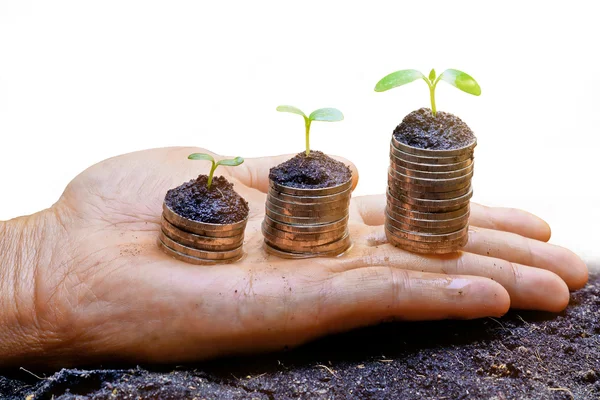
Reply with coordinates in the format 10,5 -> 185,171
1,1 -> 598,262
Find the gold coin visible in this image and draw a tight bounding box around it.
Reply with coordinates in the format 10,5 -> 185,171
269,179 -> 352,197
158,238 -> 244,265
386,190 -> 472,213
163,203 -> 247,237
161,217 -> 244,251
159,231 -> 244,260
266,200 -> 349,218
390,144 -> 474,165
265,206 -> 348,225
388,170 -> 473,193
383,203 -> 470,221
268,194 -> 351,211
263,214 -> 349,234
268,187 -> 352,205
263,240 -> 352,259
386,208 -> 470,230
391,136 -> 477,157
261,221 -> 347,242
384,221 -> 469,242
262,224 -> 346,247
385,227 -> 468,254
264,232 -> 351,253
390,152 -> 474,173
388,181 -> 473,200
390,161 -> 474,180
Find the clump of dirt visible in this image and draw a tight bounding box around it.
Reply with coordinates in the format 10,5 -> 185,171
4,272 -> 598,400
165,175 -> 248,224
269,151 -> 352,189
394,107 -> 476,150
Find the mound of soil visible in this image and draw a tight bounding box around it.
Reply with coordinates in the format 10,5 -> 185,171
394,108 -> 476,150
269,151 -> 352,189
165,175 -> 249,224
3,270 -> 598,400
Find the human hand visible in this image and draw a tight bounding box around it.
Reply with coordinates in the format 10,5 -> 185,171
0,147 -> 587,367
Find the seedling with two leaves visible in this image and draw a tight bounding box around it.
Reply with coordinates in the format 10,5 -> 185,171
187,153 -> 244,189
276,106 -> 344,156
375,69 -> 481,117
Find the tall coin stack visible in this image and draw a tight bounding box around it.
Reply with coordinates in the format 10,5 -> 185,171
386,136 -> 476,254
262,179 -> 352,258
160,202 -> 247,265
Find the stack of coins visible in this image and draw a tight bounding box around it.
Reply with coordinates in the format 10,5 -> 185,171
262,179 -> 352,258
386,136 -> 476,254
159,202 -> 247,265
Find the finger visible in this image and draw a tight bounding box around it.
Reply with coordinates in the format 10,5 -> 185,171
225,153 -> 359,193
340,244 -> 570,312
323,268 -> 510,329
464,226 -> 588,290
351,195 -> 552,241
469,203 -> 551,242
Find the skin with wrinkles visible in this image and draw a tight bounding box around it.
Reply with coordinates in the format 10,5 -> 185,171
0,148 -> 588,367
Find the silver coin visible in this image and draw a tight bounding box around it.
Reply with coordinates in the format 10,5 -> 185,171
388,179 -> 473,200
384,220 -> 469,242
263,214 -> 349,234
162,217 -> 244,251
261,221 -> 347,242
266,199 -> 350,217
268,187 -> 352,205
390,161 -> 474,180
385,227 -> 468,254
268,194 -> 351,211
383,203 -> 470,221
262,224 -> 346,247
160,231 -> 244,260
387,189 -> 473,212
264,233 -> 352,255
388,170 -> 473,192
263,240 -> 352,259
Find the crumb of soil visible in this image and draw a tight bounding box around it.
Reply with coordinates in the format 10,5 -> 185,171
269,151 -> 352,189
165,175 -> 249,224
5,271 -> 598,400
394,107 -> 476,150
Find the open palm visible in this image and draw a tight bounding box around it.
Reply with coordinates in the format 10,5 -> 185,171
29,147 -> 587,366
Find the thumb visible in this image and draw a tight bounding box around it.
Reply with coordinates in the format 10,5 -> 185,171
225,153 -> 359,194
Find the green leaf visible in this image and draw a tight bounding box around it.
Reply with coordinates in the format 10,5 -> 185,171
440,69 -> 481,96
308,108 -> 344,122
374,69 -> 425,92
276,105 -> 307,118
217,156 -> 244,167
428,68 -> 436,82
188,153 -> 215,162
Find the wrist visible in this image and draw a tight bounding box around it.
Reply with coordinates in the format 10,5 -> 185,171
0,210 -> 65,365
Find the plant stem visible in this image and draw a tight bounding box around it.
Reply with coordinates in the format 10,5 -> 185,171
207,161 -> 217,189
429,83 -> 437,117
304,118 -> 312,156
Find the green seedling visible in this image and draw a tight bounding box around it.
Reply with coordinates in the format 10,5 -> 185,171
187,153 -> 244,189
276,105 -> 344,156
374,69 -> 481,117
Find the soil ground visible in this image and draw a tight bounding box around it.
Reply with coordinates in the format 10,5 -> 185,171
269,151 -> 352,189
165,175 -> 249,224
394,108 -> 476,150
2,267 -> 598,400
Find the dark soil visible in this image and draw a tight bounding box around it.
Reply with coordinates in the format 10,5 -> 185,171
394,108 -> 476,150
165,175 -> 249,224
269,151 -> 352,189
3,269 -> 598,400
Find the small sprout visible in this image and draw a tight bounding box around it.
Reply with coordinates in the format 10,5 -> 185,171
276,105 -> 344,156
374,68 -> 481,117
187,153 -> 244,189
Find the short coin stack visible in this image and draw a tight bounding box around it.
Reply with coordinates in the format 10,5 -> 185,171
159,202 -> 247,265
262,179 -> 352,258
386,136 -> 476,254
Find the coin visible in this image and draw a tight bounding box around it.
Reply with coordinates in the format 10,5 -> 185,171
388,169 -> 473,191
268,194 -> 350,211
390,161 -> 474,180
383,203 -> 470,221
385,227 -> 468,253
261,221 -> 347,242
386,208 -> 470,229
265,206 -> 348,225
263,214 -> 349,234
389,152 -> 474,173
262,224 -> 345,247
263,240 -> 351,259
163,202 -> 247,237
264,233 -> 352,254
162,217 -> 244,251
160,231 -> 244,260
387,189 -> 473,209
388,181 -> 473,200
270,179 -> 352,197
391,136 -> 477,157
268,187 -> 352,205
266,200 -> 349,218
390,144 -> 474,165
384,220 -> 469,242
158,238 -> 244,265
